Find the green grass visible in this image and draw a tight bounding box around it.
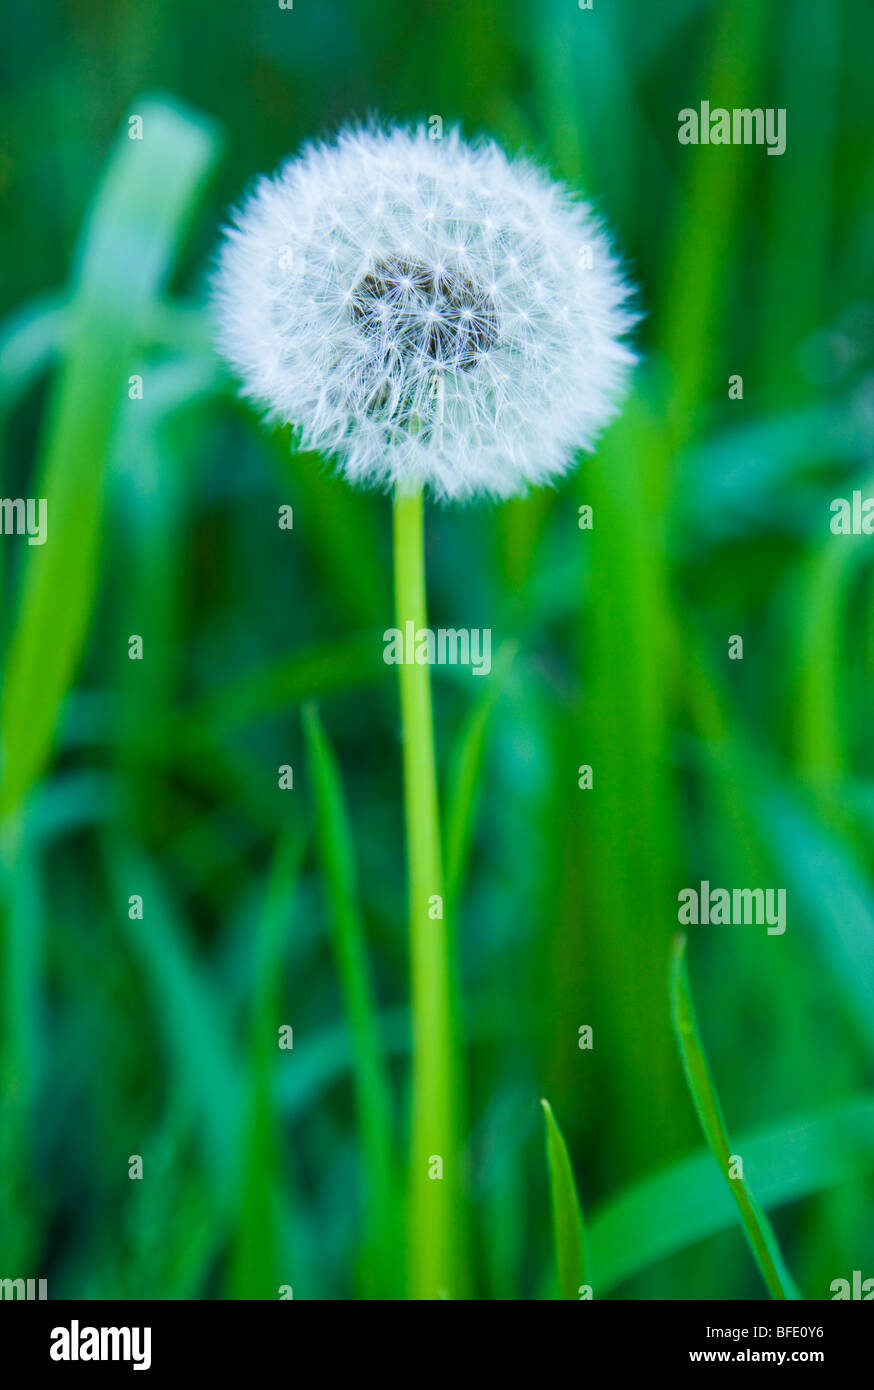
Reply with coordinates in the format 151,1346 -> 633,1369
670,935 -> 800,1299
541,1099 -> 589,1299
1,97 -> 219,822
1,0 -> 873,1300
303,703 -> 397,1297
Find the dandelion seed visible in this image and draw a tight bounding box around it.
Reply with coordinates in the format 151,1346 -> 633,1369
213,121 -> 636,501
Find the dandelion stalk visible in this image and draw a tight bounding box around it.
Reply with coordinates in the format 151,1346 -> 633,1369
213,118 -> 635,1303
393,486 -> 459,1300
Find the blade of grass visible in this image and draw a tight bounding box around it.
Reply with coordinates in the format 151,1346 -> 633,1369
658,0 -> 771,451
302,702 -> 397,1298
577,399 -> 688,1177
790,481 -> 874,811
444,638 -> 517,910
229,824 -> 304,1299
590,1094 -> 874,1296
276,440 -> 390,629
541,1098 -> 588,1300
0,824 -> 45,1269
103,834 -> 242,1212
0,95 -> 219,821
761,780 -> 874,1062
178,633 -> 386,740
670,933 -> 800,1299
0,293 -> 67,417
760,0 -> 839,405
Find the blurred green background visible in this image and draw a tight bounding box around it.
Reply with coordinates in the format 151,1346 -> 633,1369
1,0 -> 873,1299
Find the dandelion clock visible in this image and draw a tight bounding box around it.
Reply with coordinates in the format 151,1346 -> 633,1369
213,121 -> 636,1300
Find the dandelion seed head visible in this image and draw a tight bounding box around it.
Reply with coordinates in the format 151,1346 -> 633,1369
213,121 -> 637,500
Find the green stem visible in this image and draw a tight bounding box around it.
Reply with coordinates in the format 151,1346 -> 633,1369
393,487 -> 459,1300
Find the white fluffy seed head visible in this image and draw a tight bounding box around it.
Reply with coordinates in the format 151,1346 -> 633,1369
213,122 -> 637,501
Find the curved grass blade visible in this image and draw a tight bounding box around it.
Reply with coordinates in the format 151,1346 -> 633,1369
179,633 -> 385,740
279,441 -> 389,629
302,702 -> 397,1297
762,780 -> 874,1060
670,934 -> 800,1299
0,293 -> 67,418
272,995 -> 515,1119
590,1093 -> 874,1296
0,96 -> 219,820
444,639 -> 517,909
541,1098 -> 588,1299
